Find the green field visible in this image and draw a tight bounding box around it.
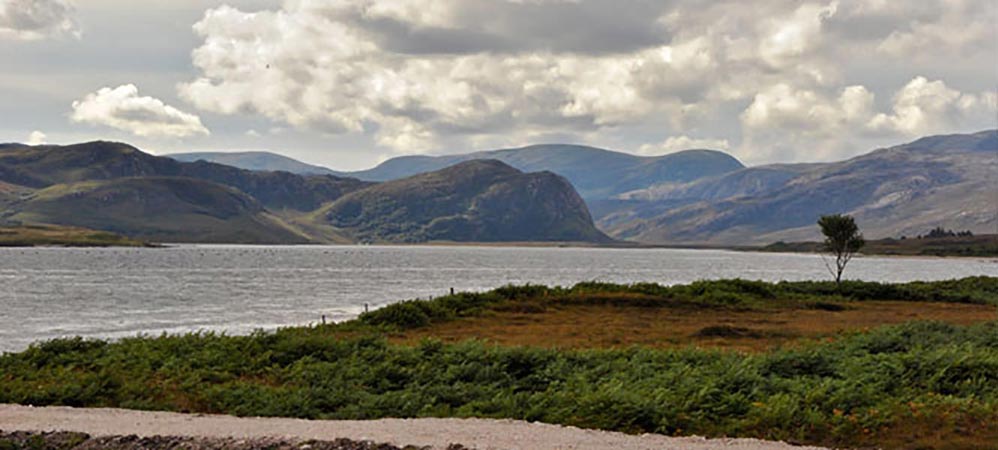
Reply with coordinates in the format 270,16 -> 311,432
2,278 -> 996,449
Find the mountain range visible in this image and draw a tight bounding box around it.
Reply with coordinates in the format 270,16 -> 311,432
602,130 -> 997,244
170,144 -> 745,201
170,151 -> 342,177
3,130 -> 994,245
168,130 -> 998,245
0,142 -> 607,244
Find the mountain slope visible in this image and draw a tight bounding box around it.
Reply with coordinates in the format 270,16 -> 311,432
344,144 -> 745,200
617,163 -> 822,203
606,130 -> 998,244
0,142 -> 370,211
167,151 -> 346,177
311,160 -> 611,243
2,177 -> 309,243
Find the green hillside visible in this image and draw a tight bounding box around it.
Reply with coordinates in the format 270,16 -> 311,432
346,145 -> 745,200
314,160 -> 611,243
5,177 -> 310,244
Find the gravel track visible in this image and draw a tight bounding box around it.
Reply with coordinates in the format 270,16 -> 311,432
0,404 -> 830,450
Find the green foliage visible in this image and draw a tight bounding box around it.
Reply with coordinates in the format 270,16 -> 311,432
1,322 -> 996,448
359,291 -> 509,329
818,214 -> 866,283
818,215 -> 866,252
778,276 -> 998,304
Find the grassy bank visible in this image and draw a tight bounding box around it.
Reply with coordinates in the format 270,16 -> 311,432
2,278 -> 996,449
760,234 -> 998,257
0,224 -> 150,247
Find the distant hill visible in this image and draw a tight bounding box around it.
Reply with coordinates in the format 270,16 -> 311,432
167,151 -> 346,177
310,160 -> 611,243
4,177 -> 308,244
0,142 -> 608,244
343,144 -> 745,200
603,130 -> 998,244
0,142 -> 370,211
166,144 -> 747,203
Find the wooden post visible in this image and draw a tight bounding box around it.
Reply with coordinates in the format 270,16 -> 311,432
364,303 -> 369,313
321,315 -> 326,325
450,287 -> 455,295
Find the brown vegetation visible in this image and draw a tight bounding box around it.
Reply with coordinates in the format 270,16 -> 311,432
394,300 -> 996,352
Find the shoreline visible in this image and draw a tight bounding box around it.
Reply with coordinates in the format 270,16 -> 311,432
2,222 -> 993,258
7,241 -> 993,262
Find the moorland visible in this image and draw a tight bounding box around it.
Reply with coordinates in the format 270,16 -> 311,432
3,277 -> 996,449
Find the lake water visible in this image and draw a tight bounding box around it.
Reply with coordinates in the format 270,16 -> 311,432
1,245 -> 995,352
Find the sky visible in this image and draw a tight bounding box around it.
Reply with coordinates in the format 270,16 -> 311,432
1,0 -> 995,170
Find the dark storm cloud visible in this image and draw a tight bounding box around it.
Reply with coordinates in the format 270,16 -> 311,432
346,0 -> 674,55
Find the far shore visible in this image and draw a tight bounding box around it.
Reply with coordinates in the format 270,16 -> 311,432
0,224 -> 154,248
3,223 -> 995,258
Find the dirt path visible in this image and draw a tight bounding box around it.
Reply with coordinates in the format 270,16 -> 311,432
0,404 -> 829,450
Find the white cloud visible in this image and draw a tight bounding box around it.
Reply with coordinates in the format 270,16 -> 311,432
741,83 -> 875,134
738,77 -> 996,162
177,1 -> 825,153
0,0 -> 78,40
868,77 -> 997,136
637,136 -> 730,156
173,0 -> 996,160
757,2 -> 837,69
874,1 -> 995,60
26,130 -> 46,145
71,84 -> 209,138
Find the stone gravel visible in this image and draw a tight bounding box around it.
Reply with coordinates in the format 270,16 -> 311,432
0,404 -> 830,450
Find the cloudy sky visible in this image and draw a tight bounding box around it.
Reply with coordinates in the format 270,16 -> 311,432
1,0 -> 995,170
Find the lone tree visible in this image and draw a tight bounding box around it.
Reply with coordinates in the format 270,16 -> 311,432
818,214 -> 865,284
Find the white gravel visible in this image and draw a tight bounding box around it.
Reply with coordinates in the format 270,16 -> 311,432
0,404 -> 830,450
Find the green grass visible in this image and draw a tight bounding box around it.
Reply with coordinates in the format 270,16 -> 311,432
1,278 -> 996,449
0,224 -> 149,247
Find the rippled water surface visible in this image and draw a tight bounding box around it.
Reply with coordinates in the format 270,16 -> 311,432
1,245 -> 994,352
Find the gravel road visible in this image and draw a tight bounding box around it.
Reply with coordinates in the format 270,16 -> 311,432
0,404 -> 830,450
